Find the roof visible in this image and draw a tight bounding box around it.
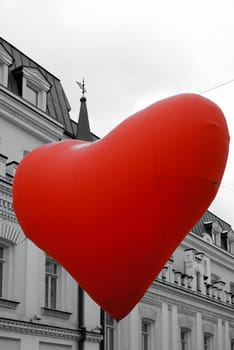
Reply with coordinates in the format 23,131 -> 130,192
192,210 -> 232,236
0,37 -> 99,141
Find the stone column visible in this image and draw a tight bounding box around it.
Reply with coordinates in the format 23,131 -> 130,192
224,321 -> 230,350
196,312 -> 202,350
217,319 -> 223,350
171,305 -> 178,350
161,302 -> 169,350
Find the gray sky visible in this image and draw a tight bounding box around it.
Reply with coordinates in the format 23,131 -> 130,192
1,0 -> 234,227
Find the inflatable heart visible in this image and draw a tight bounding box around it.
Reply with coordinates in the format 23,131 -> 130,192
13,94 -> 229,320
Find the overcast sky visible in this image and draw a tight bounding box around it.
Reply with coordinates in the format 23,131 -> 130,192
1,0 -> 234,227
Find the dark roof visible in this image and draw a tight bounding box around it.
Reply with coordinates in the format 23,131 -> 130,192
76,96 -> 97,141
192,210 -> 232,236
0,37 -> 99,141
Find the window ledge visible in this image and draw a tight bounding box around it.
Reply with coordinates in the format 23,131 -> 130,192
0,298 -> 20,309
41,307 -> 72,319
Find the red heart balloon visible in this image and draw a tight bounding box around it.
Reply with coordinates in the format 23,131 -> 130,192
13,94 -> 229,320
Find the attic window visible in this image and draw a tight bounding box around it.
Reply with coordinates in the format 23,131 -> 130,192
13,66 -> 51,112
26,82 -> 38,105
0,43 -> 13,87
22,67 -> 51,111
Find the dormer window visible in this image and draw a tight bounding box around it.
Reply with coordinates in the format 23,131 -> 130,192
26,82 -> 38,105
12,66 -> 51,112
0,43 -> 13,87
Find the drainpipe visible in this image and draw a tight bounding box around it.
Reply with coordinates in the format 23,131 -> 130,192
100,308 -> 105,350
78,285 -> 86,350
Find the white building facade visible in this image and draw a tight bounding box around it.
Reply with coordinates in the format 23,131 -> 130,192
0,37 -> 233,350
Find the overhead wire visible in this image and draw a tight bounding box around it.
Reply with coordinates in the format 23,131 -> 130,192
170,2 -> 234,95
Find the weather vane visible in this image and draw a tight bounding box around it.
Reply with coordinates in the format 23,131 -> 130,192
76,79 -> 87,96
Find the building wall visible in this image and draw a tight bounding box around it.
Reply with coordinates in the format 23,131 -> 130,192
0,38 -> 233,350
0,54 -> 102,349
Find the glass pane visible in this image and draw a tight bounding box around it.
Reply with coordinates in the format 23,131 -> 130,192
106,313 -> 114,325
106,328 -> 114,350
0,263 -> 3,297
142,322 -> 149,333
50,277 -> 57,309
46,260 -> 57,274
45,275 -> 49,307
143,334 -> 148,350
26,85 -> 38,105
0,247 -> 4,259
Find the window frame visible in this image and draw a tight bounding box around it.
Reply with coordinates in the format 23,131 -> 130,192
45,256 -> 59,309
105,313 -> 116,350
0,245 -> 5,297
203,333 -> 212,350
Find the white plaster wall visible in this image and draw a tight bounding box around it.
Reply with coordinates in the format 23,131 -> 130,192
0,115 -> 44,162
84,293 -> 100,331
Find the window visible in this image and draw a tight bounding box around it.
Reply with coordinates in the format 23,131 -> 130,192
0,43 -> 13,87
0,246 -> 5,297
142,321 -> 151,350
181,330 -> 189,350
196,271 -> 201,292
105,313 -> 115,350
204,334 -> 212,350
12,66 -> 51,111
25,83 -> 38,106
45,257 -> 58,309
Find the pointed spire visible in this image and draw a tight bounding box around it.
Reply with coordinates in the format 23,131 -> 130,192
76,79 -> 93,141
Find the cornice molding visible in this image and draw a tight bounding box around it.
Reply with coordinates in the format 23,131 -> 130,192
0,318 -> 103,343
0,87 -> 63,142
143,280 -> 234,323
0,209 -> 17,223
0,98 -> 61,142
85,331 -> 103,343
41,307 -> 72,320
0,318 -> 80,340
0,298 -> 20,309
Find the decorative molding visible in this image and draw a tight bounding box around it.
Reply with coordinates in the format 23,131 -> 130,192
0,198 -> 13,212
178,316 -> 193,330
0,318 -> 81,340
202,315 -> 218,324
41,307 -> 72,320
0,220 -> 24,244
143,280 -> 234,323
177,308 -> 196,317
0,183 -> 12,197
0,210 -> 17,223
138,304 -> 157,322
22,67 -> 51,92
85,331 -> 103,343
202,322 -> 216,335
0,90 -> 63,142
0,298 -> 20,309
0,318 -> 103,343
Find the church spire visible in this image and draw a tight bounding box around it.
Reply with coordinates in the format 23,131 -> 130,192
76,79 -> 93,141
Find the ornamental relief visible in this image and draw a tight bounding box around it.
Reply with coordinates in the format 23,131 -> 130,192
0,218 -> 25,244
